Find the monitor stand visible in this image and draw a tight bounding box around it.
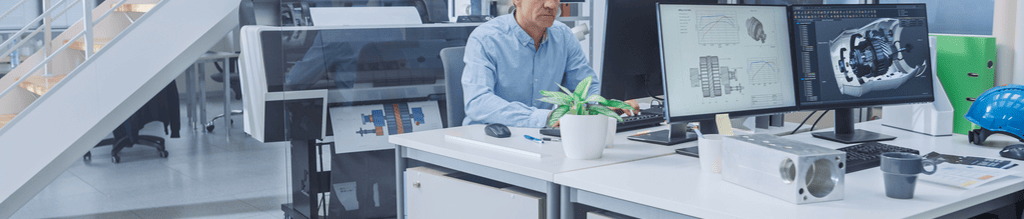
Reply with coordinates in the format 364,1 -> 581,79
627,119 -> 717,146
811,108 -> 895,144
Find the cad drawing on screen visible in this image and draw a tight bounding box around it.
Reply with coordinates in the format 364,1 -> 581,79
830,18 -> 928,97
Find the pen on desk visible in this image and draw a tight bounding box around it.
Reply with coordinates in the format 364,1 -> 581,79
524,135 -> 545,143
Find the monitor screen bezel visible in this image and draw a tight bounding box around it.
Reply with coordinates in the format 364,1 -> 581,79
656,3 -> 800,123
788,3 -> 935,111
599,0 -> 718,101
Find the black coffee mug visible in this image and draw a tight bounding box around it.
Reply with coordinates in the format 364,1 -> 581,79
881,152 -> 938,199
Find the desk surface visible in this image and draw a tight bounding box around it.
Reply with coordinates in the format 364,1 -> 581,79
554,121 -> 1024,219
389,124 -> 689,182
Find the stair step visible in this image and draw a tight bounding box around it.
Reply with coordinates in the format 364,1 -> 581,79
0,55 -> 29,64
0,114 -> 15,129
65,38 -> 111,52
16,75 -> 66,96
113,4 -> 156,13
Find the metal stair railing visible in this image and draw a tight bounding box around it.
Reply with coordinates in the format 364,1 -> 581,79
0,0 -> 150,130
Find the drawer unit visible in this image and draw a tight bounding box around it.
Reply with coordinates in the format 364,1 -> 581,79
404,166 -> 545,219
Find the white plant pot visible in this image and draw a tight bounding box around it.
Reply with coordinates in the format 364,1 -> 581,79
559,114 -> 609,160
606,117 -> 617,148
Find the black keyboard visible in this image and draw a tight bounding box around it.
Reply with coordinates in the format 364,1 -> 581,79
837,142 -> 920,173
539,112 -> 664,137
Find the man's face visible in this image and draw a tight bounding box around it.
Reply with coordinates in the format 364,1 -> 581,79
515,0 -> 560,29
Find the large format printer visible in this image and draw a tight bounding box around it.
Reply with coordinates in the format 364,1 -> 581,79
239,23 -> 478,218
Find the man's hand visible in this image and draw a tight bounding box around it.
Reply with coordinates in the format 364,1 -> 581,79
609,99 -> 641,116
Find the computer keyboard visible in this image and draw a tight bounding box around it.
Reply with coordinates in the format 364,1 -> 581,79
539,111 -> 664,137
837,142 -> 920,174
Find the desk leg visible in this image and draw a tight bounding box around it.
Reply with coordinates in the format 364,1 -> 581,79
548,182 -> 559,219
185,64 -> 195,130
222,57 -> 231,137
396,146 -> 406,219
561,185 -> 572,219
198,62 -> 207,133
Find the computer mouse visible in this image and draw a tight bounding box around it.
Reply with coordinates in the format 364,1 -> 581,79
485,123 -> 511,138
999,144 -> 1024,161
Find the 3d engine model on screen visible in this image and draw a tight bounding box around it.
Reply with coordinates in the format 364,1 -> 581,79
747,17 -> 766,43
830,18 -> 928,97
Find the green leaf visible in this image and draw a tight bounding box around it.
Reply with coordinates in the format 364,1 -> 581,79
548,105 -> 570,127
573,76 -> 593,102
588,105 -> 624,122
584,95 -> 607,103
557,84 -> 574,96
539,90 -> 573,105
600,99 -> 635,111
575,102 -> 586,115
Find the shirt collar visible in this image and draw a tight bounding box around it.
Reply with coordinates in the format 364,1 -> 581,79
506,13 -> 549,48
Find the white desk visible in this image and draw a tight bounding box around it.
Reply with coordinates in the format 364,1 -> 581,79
182,52 -> 237,135
389,124 -> 690,219
555,121 -> 1024,219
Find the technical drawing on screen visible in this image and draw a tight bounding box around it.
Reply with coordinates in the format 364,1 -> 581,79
829,18 -> 929,97
658,4 -> 796,118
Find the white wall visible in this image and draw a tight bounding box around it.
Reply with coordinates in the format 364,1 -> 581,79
994,0 -> 1016,86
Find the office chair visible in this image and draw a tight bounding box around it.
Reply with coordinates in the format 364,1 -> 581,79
85,81 -> 180,163
440,46 -> 466,127
206,55 -> 243,132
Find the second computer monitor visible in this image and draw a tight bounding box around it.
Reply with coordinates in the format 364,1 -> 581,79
791,4 -> 933,109
790,4 -> 933,143
657,3 -> 798,123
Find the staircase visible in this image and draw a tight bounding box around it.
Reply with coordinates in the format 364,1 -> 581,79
0,0 -> 241,217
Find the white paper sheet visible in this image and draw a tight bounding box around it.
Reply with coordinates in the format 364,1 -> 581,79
919,163 -> 1016,189
329,101 -> 443,154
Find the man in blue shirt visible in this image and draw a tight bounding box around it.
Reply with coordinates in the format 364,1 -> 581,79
462,0 -> 638,128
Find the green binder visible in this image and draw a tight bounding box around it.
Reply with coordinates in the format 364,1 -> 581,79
931,34 -> 996,135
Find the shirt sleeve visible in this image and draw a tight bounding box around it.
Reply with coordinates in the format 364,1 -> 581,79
461,36 -> 552,128
562,32 -> 601,97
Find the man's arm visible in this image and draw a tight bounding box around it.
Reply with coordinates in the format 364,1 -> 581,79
562,33 -> 640,116
562,34 -> 601,98
462,37 -> 552,128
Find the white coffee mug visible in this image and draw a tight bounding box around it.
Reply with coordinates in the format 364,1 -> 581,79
697,134 -> 724,174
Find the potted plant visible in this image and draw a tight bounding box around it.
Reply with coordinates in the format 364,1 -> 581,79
539,76 -> 635,159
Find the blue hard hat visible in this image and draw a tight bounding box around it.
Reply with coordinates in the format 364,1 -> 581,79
966,84 -> 1024,145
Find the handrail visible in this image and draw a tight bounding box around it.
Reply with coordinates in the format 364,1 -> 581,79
0,30 -> 83,101
0,0 -> 32,24
0,0 -> 74,54
0,0 -> 82,62
95,0 -> 128,27
0,0 -> 134,108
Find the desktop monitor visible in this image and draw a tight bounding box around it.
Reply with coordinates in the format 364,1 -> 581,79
790,4 -> 933,143
631,3 -> 798,145
599,0 -> 717,102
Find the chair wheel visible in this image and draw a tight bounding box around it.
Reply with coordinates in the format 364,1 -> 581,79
159,150 -> 169,158
83,152 -> 91,160
206,124 -> 215,132
111,156 -> 120,163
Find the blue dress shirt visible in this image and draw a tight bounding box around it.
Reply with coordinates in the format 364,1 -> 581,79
462,14 -> 600,128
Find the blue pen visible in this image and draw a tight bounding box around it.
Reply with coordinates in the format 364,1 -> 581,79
524,135 -> 545,143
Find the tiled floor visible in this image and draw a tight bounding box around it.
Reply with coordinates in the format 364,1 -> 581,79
11,96 -> 290,219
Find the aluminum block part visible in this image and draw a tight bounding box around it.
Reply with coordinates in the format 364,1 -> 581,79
721,134 -> 846,204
